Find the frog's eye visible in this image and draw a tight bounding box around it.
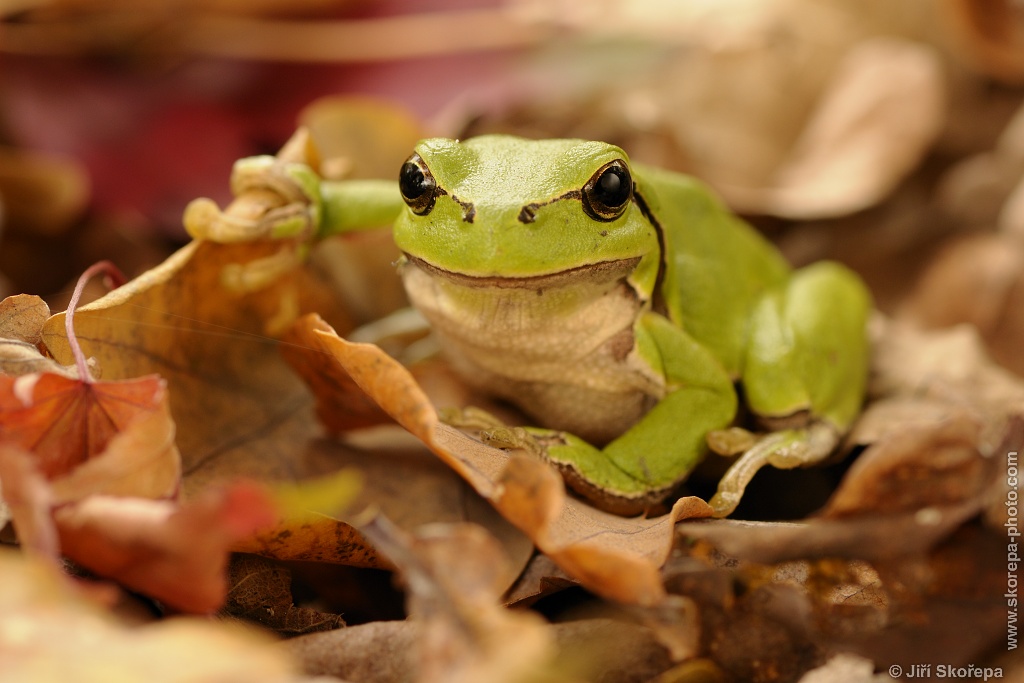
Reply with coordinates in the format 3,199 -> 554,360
582,160 -> 632,222
399,153 -> 438,215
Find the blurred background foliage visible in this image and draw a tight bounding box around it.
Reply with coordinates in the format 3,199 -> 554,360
1,0 -> 1023,331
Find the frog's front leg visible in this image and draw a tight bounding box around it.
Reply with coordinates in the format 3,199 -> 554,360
711,261 -> 871,516
528,312 -> 739,516
183,146 -> 402,295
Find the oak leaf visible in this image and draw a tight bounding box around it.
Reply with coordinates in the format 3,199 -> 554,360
0,549 -> 314,682
358,517 -> 566,683
292,313 -> 713,608
38,239 -> 531,577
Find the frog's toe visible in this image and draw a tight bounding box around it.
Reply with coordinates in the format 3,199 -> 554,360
709,422 -> 840,517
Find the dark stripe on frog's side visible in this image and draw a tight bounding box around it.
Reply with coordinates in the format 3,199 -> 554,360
631,186 -> 669,318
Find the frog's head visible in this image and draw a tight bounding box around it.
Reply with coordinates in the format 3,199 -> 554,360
393,135 -> 660,288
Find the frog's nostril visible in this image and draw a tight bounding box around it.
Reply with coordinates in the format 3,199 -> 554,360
518,203 -> 540,224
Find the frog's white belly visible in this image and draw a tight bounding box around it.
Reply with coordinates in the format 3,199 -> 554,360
400,257 -> 665,444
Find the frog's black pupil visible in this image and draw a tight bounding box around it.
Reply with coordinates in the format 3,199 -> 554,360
595,167 -> 630,208
582,161 -> 632,221
599,171 -> 621,197
401,162 -> 428,199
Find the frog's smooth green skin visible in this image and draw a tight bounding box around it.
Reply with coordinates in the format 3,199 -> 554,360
317,135 -> 871,516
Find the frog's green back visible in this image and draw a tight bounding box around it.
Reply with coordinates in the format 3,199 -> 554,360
633,163 -> 791,379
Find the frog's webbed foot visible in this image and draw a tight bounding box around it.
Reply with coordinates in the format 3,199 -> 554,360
708,421 -> 840,517
480,426 -> 549,459
184,155 -> 323,244
184,128 -> 323,245
439,407 -> 549,458
439,405 -> 512,431
180,129 -> 324,295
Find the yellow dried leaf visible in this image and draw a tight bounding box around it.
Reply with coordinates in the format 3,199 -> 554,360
38,241 -> 530,578
0,549 -> 309,683
299,314 -> 714,607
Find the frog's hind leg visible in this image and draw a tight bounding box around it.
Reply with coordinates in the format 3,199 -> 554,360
520,312 -> 739,516
711,261 -> 872,516
743,260 -> 871,430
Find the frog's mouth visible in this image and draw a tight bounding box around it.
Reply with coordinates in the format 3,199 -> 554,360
402,254 -> 642,290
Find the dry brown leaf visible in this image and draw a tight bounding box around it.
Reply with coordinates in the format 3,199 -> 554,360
947,0 -> 1024,85
503,552 -> 577,606
868,317 -> 1024,422
295,313 -> 713,608
37,241 -> 531,578
299,95 -> 424,182
719,38 -> 944,218
0,295 -> 80,376
901,233 -> 1024,377
0,444 -> 58,557
0,293 -> 50,344
0,338 -> 76,378
360,516 -> 561,683
656,317 -> 1021,678
298,96 -> 423,325
280,320 -> 392,433
54,481 -> 278,614
287,617 -> 675,683
0,146 -> 89,236
285,620 -> 417,683
223,553 -> 346,635
0,549 -> 314,683
0,370 -> 180,499
830,412 -> 995,516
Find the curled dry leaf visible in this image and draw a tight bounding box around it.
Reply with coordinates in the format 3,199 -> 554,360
359,516 -> 559,683
0,436 -> 278,614
0,293 -> 50,345
0,370 -> 180,499
658,316 -> 1021,678
902,102 -> 1024,374
38,241 -> 531,577
1,271 -> 180,507
867,317 -> 1024,422
287,617 -> 675,683
54,481 -> 279,614
0,444 -> 58,557
0,294 -> 84,378
0,549 -> 314,683
719,38 -> 944,219
947,0 -> 1024,85
294,313 -> 714,608
298,96 -> 423,324
900,233 -> 1024,378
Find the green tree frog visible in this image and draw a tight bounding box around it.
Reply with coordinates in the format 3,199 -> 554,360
191,134 -> 872,516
